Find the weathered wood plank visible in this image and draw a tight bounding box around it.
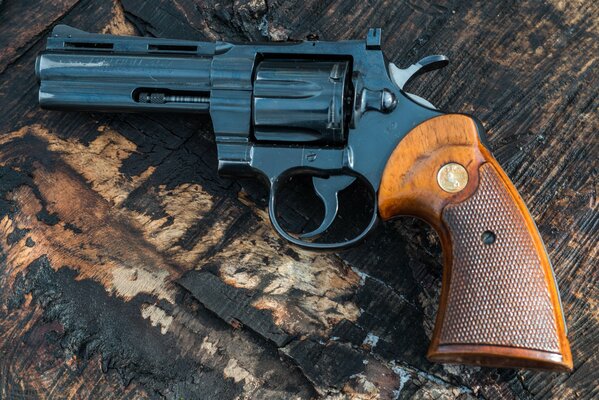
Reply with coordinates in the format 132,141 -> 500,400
0,0 -> 78,74
0,0 -> 597,399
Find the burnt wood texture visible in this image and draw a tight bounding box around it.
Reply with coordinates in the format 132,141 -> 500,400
0,1 -> 597,399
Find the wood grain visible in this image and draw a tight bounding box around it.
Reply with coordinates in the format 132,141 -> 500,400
379,114 -> 572,371
0,0 -> 597,399
378,114 -> 485,226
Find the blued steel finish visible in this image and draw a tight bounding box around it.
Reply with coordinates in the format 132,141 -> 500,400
253,60 -> 349,143
35,25 -> 445,249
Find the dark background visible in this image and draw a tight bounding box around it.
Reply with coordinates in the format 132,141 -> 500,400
0,0 -> 597,399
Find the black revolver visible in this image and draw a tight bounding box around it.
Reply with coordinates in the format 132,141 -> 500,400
35,25 -> 572,371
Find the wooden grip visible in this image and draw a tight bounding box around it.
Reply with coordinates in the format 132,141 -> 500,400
378,114 -> 572,371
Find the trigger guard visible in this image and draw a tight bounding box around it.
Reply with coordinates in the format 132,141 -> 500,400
267,177 -> 379,250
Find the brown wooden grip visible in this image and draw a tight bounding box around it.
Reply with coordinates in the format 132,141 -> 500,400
378,114 -> 572,371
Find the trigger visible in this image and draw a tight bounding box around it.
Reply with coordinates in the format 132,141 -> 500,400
299,175 -> 355,239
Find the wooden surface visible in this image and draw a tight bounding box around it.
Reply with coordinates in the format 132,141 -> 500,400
0,0 -> 597,399
379,115 -> 485,223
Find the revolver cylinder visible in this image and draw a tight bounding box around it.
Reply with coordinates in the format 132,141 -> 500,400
253,59 -> 350,144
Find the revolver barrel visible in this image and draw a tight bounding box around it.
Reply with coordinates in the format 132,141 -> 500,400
35,25 -> 214,113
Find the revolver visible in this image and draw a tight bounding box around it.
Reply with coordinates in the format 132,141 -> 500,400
35,25 -> 572,371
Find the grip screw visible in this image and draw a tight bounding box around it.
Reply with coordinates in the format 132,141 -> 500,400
481,230 -> 496,245
437,162 -> 468,193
